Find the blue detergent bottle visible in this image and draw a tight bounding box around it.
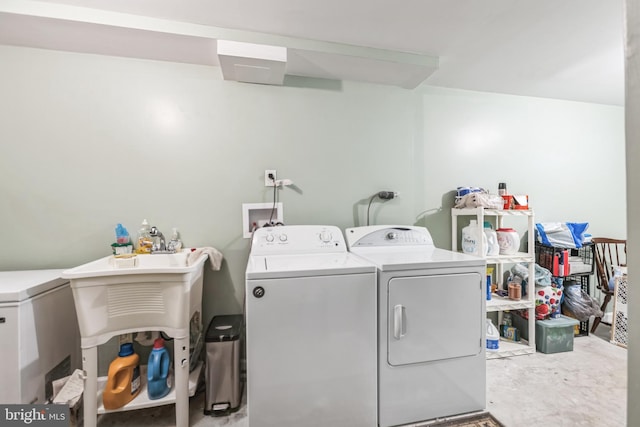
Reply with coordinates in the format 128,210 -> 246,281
147,337 -> 172,399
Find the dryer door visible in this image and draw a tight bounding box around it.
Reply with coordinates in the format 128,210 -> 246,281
388,272 -> 482,366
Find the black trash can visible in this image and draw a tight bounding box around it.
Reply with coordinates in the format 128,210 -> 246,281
204,314 -> 243,416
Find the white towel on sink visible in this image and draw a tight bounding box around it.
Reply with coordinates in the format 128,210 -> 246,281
187,246 -> 223,270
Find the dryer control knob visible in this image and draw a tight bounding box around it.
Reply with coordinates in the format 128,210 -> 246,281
320,231 -> 332,242
386,231 -> 398,240
265,234 -> 274,242
279,234 -> 288,242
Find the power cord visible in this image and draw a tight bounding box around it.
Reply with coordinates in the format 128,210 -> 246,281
267,172 -> 277,226
367,191 -> 398,226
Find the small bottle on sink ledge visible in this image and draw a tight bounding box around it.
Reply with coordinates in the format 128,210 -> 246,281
168,228 -> 183,252
135,219 -> 153,254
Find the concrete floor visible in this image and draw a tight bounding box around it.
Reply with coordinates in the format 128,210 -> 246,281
95,325 -> 627,427
486,325 -> 627,427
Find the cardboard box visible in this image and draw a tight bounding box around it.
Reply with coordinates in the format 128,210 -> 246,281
52,369 -> 83,427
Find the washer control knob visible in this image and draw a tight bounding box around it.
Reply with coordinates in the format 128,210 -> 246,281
279,233 -> 288,242
386,231 -> 399,240
265,234 -> 274,242
320,231 -> 332,242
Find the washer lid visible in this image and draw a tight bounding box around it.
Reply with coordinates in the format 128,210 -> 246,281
0,269 -> 68,303
245,253 -> 375,279
351,247 -> 485,271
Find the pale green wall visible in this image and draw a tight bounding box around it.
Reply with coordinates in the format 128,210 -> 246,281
420,86 -> 626,247
0,45 -> 626,327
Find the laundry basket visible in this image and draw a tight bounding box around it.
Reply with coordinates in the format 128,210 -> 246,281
204,314 -> 243,416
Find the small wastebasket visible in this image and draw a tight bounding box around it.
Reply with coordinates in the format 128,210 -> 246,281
204,314 -> 243,416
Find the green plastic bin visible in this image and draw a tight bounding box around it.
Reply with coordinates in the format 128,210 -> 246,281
536,315 -> 579,354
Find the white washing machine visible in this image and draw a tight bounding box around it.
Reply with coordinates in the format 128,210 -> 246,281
245,225 -> 377,427
345,225 -> 486,427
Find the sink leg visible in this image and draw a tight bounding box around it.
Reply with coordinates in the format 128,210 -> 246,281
174,336 -> 189,427
83,346 -> 98,427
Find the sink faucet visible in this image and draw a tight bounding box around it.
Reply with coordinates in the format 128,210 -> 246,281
149,226 -> 168,253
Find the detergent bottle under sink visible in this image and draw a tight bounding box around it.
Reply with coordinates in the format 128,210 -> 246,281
103,343 -> 141,410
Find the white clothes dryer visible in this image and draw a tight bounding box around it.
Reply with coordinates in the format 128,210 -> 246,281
245,225 -> 377,427
345,225 -> 486,427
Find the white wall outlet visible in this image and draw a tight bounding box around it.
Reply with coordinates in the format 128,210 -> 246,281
242,202 -> 284,238
265,170 -> 277,186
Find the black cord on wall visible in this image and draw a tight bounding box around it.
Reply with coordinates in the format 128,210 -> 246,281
367,191 -> 398,225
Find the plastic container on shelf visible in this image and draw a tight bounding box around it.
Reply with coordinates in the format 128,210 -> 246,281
501,195 -> 513,210
513,195 -> 529,210
508,276 -> 522,300
498,182 -> 507,196
486,318 -> 500,351
483,222 -> 499,256
462,220 -> 487,256
148,338 -> 172,400
496,228 -> 520,255
103,343 -> 141,410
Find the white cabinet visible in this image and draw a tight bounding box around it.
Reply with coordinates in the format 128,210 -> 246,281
451,208 -> 536,359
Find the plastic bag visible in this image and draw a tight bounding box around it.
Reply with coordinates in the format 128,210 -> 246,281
510,263 -> 552,287
454,192 -> 504,209
608,267 -> 627,291
535,222 -> 589,248
534,283 -> 564,320
562,281 -> 604,322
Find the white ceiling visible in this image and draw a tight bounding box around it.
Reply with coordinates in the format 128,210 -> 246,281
0,0 -> 625,105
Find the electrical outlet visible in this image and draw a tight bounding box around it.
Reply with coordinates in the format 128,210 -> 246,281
265,170 -> 277,186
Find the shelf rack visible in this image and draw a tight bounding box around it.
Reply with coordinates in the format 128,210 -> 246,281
535,241 -> 594,337
452,207 -> 536,359
96,362 -> 202,414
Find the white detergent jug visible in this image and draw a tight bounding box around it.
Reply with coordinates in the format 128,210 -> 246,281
483,222 -> 499,256
486,318 -> 500,351
462,220 -> 487,256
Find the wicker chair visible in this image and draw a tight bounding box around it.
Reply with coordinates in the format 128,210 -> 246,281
591,237 -> 627,333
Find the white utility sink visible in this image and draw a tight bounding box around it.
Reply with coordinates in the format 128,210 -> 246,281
63,249 -> 205,278
62,248 -> 209,427
62,248 -> 208,347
